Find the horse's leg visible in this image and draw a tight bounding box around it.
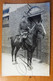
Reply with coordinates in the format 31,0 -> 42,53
11,46 -> 15,62
27,51 -> 33,69
27,51 -> 30,66
15,47 -> 18,62
15,46 -> 20,63
29,52 -> 33,70
10,38 -> 15,62
30,52 -> 33,66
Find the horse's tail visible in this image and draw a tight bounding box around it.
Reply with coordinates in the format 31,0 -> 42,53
8,35 -> 20,40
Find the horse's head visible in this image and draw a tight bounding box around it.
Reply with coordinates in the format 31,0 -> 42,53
32,21 -> 46,38
37,22 -> 46,38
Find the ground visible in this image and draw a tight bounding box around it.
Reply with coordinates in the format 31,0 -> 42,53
2,53 -> 49,76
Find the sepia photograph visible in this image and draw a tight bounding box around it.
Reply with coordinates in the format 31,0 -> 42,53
2,3 -> 50,76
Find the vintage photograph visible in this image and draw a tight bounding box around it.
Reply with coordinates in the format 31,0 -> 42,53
2,3 -> 50,76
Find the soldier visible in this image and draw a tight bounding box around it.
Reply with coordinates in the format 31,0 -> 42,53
19,15 -> 35,47
19,16 -> 30,48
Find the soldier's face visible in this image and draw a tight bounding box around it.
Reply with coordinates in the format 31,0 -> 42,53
35,20 -> 42,25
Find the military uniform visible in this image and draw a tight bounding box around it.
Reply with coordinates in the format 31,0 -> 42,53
19,6 -> 44,47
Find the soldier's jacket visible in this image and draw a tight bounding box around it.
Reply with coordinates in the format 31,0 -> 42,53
19,18 -> 35,46
19,18 -> 39,47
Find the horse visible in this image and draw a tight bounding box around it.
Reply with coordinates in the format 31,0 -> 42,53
9,21 -> 46,68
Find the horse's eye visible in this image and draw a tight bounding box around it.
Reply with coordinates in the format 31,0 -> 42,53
38,21 -> 39,23
41,20 -> 42,22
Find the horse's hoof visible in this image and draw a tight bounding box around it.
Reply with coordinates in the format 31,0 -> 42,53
39,60 -> 42,63
12,60 -> 13,62
30,65 -> 33,70
28,67 -> 33,70
15,61 -> 18,64
12,61 -> 18,65
12,61 -> 16,65
28,65 -> 33,70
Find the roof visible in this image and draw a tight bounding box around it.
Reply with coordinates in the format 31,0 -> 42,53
27,6 -> 44,17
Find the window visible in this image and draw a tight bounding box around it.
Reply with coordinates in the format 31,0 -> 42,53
3,8 -> 9,28
3,8 -> 9,14
3,16 -> 9,27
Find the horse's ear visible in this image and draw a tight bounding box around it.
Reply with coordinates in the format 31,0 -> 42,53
8,37 -> 12,40
8,37 -> 11,40
8,37 -> 9,40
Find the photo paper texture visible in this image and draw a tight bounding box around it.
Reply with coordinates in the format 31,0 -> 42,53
2,3 -> 50,76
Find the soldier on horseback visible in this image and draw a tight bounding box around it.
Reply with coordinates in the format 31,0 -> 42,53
19,7 -> 43,49
9,6 -> 46,66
